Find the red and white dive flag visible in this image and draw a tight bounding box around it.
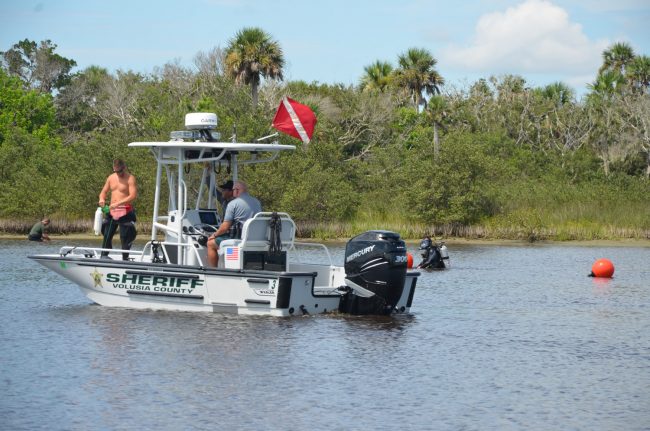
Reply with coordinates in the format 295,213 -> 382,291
272,97 -> 317,144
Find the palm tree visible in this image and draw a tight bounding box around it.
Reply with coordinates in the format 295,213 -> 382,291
394,48 -> 444,110
224,27 -> 284,108
627,55 -> 650,93
588,70 -> 626,98
424,95 -> 448,158
542,82 -> 575,106
359,60 -> 393,92
599,42 -> 635,76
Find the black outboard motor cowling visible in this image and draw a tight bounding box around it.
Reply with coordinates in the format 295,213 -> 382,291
340,230 -> 407,315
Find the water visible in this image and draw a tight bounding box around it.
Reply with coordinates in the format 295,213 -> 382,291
1,239 -> 649,430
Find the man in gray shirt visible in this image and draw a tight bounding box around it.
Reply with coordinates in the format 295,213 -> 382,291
207,181 -> 261,267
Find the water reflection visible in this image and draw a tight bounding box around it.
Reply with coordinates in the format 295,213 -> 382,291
591,277 -> 614,295
327,312 -> 417,332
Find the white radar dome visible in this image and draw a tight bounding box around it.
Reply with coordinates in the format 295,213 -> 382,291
185,113 -> 218,130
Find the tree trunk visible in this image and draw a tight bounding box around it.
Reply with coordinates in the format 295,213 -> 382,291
251,82 -> 259,109
433,122 -> 440,159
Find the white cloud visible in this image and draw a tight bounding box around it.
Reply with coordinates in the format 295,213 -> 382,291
441,0 -> 609,76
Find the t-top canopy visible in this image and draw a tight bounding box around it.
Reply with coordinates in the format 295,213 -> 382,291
128,141 -> 295,152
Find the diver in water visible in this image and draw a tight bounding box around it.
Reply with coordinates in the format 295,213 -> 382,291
416,236 -> 448,269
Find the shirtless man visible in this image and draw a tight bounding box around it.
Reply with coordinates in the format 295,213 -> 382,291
98,159 -> 138,259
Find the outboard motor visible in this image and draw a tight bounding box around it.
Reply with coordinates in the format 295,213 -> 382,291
340,230 -> 407,315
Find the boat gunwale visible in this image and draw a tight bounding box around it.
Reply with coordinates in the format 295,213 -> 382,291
27,254 -> 324,279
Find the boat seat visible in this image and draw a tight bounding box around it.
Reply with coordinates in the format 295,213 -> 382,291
218,212 -> 296,267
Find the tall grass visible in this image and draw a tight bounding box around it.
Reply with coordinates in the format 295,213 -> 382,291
0,218 -> 153,236
3,177 -> 650,241
2,216 -> 648,241
485,177 -> 650,241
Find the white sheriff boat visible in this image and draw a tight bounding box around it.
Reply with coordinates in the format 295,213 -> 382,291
29,113 -> 420,316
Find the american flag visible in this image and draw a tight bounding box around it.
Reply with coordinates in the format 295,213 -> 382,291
226,247 -> 239,261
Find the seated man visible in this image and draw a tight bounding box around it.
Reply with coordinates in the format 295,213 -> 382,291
207,181 -> 261,267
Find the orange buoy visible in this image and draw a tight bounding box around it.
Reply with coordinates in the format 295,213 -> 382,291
589,258 -> 615,278
407,252 -> 414,269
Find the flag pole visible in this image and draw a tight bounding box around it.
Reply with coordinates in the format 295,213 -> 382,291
257,133 -> 279,142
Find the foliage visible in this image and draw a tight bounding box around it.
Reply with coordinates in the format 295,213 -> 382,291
395,131 -> 504,225
245,142 -> 358,222
1,39 -> 76,93
1,36 -> 649,240
0,69 -> 58,144
627,55 -> 650,93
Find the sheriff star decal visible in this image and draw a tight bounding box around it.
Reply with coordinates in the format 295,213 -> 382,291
91,268 -> 103,288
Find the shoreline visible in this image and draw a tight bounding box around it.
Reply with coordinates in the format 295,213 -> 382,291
3,233 -> 649,247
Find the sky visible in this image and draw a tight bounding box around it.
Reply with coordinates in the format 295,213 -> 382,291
1,0 -> 649,97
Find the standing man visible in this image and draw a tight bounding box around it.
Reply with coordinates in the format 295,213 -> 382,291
98,159 -> 138,260
207,181 -> 261,267
28,217 -> 51,242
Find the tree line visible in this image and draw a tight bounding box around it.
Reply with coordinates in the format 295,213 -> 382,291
1,31 -> 649,239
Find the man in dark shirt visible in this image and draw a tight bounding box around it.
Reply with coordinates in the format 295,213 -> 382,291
218,180 -> 234,219
28,218 -> 51,242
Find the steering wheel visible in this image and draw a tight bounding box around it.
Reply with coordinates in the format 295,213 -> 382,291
192,223 -> 218,235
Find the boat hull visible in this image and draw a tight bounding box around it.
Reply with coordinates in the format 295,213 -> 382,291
29,254 -> 418,316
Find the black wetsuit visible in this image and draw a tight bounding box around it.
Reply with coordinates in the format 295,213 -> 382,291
101,210 -> 137,260
417,246 -> 445,269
